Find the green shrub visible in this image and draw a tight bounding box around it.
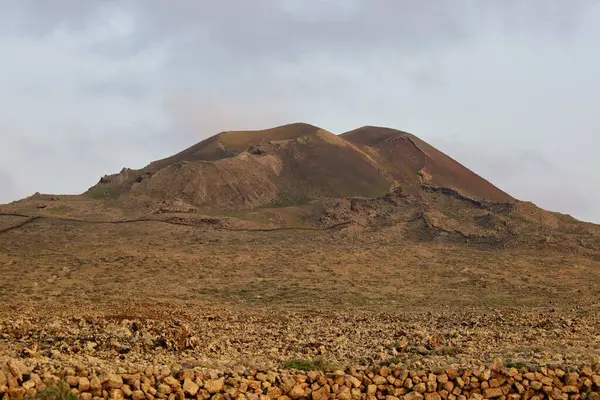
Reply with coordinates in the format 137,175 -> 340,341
504,359 -> 527,369
29,381 -> 78,400
282,356 -> 335,372
283,358 -> 316,371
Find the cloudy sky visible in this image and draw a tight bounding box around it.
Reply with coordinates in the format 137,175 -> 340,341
1,1 -> 599,222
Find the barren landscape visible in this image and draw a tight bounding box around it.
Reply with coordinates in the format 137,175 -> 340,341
1,124 -> 599,399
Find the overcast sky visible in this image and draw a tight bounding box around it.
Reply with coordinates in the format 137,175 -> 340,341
1,1 -> 599,222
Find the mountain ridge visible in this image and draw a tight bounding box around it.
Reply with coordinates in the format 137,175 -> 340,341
1,122 -> 597,257
86,122 -> 514,211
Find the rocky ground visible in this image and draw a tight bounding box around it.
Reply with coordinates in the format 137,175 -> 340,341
1,305 -> 599,376
1,305 -> 600,400
1,201 -> 600,399
2,353 -> 600,400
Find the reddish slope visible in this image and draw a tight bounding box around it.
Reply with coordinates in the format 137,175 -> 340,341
86,123 -> 513,210
342,126 -> 514,203
90,123 -> 392,210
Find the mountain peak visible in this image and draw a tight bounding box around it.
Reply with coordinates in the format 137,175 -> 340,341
87,122 -> 513,210
4,121 -> 597,257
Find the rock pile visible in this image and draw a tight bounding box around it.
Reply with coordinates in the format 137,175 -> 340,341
2,309 -> 599,373
1,358 -> 600,400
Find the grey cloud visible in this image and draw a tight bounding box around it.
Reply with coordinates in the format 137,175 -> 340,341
0,169 -> 18,203
0,123 -> 176,202
79,79 -> 151,100
1,1 -> 599,222
163,90 -> 296,140
430,138 -> 597,222
3,1 -> 592,60
0,0 -> 112,36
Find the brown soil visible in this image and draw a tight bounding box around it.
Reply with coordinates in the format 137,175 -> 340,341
0,122 -> 599,375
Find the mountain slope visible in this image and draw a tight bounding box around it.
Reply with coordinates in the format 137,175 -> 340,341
1,122 -> 598,258
341,126 -> 513,203
87,123 -> 513,211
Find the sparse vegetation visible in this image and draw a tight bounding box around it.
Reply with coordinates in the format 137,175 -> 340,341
282,356 -> 334,372
432,346 -> 462,357
311,356 -> 336,372
282,358 -> 316,371
504,359 -> 527,369
29,382 -> 78,400
268,194 -> 311,208
44,205 -> 72,213
86,185 -> 117,199
530,347 -> 543,354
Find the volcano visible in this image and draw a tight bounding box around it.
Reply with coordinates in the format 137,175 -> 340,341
2,122 -> 597,255
87,123 -> 514,210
